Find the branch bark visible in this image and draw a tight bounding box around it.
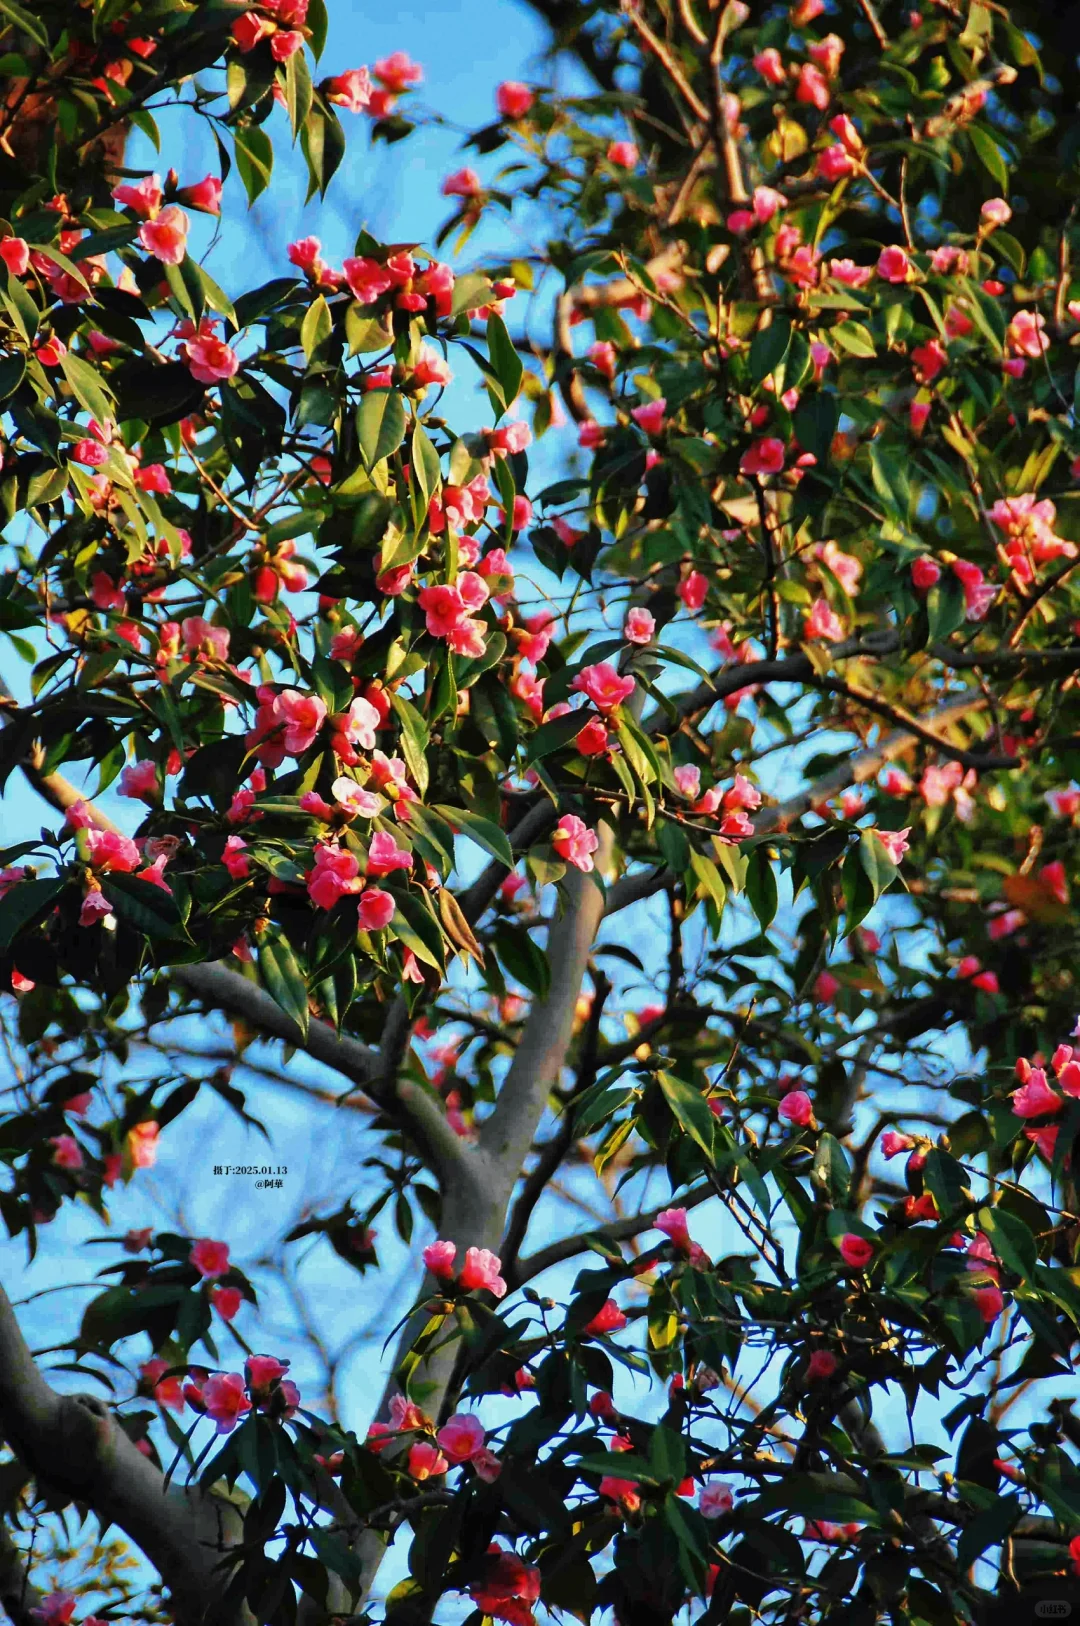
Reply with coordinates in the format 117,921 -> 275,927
0,1279 -> 248,1625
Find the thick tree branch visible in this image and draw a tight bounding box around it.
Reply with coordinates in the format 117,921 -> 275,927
510,1177 -> 715,1287
0,1280 -> 245,1624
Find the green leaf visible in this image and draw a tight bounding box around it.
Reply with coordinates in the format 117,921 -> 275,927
388,690 -> 430,797
831,321 -> 877,358
300,294 -> 332,361
859,829 -> 900,902
967,124 -> 1009,189
449,272 -> 493,318
58,353 -> 115,425
0,877 -> 65,949
744,847 -> 777,932
356,389 -> 407,470
234,125 -> 275,204
656,1071 -> 715,1159
688,849 -> 727,915
0,354 -> 24,401
258,931 -> 310,1037
285,47 -> 313,137
792,392 -> 839,462
486,312 -> 523,415
977,1205 -> 1038,1279
0,0 -> 48,48
432,805 -> 513,869
749,317 -> 791,386
956,1493 -> 1019,1572
922,1149 -> 970,1219
102,873 -> 183,940
410,421 -> 442,510
300,101 -> 346,199
524,708 -> 587,766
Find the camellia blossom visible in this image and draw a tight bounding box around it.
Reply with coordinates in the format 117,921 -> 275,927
571,662 -> 635,712
624,607 -> 655,644
190,1237 -> 230,1278
437,1412 -> 486,1463
740,437 -> 785,476
139,204 -> 189,264
458,1246 -> 507,1298
553,814 -> 600,873
201,1372 -> 252,1434
699,1481 -> 735,1518
778,1089 -> 814,1128
838,1234 -> 875,1269
585,1298 -> 627,1336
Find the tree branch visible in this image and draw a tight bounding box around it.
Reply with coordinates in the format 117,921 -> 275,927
0,1279 -> 245,1624
509,1177 -> 715,1288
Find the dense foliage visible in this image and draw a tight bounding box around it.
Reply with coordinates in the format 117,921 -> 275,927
1,0 -> 1080,1621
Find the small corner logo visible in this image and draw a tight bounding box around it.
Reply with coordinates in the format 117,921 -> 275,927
1035,1603 -> 1072,1619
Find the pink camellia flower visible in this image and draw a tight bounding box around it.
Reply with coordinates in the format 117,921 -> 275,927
365,830 -> 413,877
412,345 -> 453,387
607,140 -> 639,168
473,1448 -> 502,1482
487,420 -> 531,457
699,1481 -> 735,1518
497,80 -> 534,119
740,438 -> 785,476
876,245 -> 913,283
374,50 -> 423,92
571,662 -> 635,712
980,197 -> 1012,228
724,773 -> 762,812
343,256 -> 393,304
1011,1069 -> 1061,1118
838,1233 -> 875,1269
139,204 -> 189,265
873,827 -> 910,865
177,174 -> 222,213
808,33 -> 844,76
276,689 -> 328,755
828,258 -> 874,288
190,1238 -> 230,1279
212,1285 -> 243,1321
655,1207 -> 692,1251
880,1131 -> 915,1159
673,764 -> 701,800
423,1238 -> 457,1278
134,462 -> 172,495
357,887 -> 395,931
246,1354 -> 289,1405
222,835 -> 250,880
553,814 -> 600,873
754,47 -> 786,85
79,891 -> 115,929
118,759 -> 158,802
408,1439 -> 449,1480
458,1246 -> 507,1298
806,1349 -> 838,1381
796,62 -> 830,108
140,1356 -> 185,1414
232,11 -> 273,50
29,1595 -> 77,1626
679,570 -> 708,612
576,718 -> 610,757
113,174 -> 163,216
600,1475 -> 641,1514
85,827 -> 141,873
325,67 -> 373,112
50,1135 -> 83,1170
631,398 -> 666,434
804,599 -> 845,642
778,1090 -> 814,1128
588,339 -> 617,379
499,494 -> 534,533
911,339 -> 947,383
1007,309 -> 1048,358
201,1372 -> 252,1434
124,1227 -> 153,1253
442,167 -> 483,198
437,1412 -> 486,1464
307,844 -> 363,910
624,607 -> 655,644
752,185 -> 787,223
817,144 -> 854,182
911,556 -> 941,591
184,320 -> 240,384
815,970 -> 840,1004
0,235 -> 29,275
585,1298 -> 627,1336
